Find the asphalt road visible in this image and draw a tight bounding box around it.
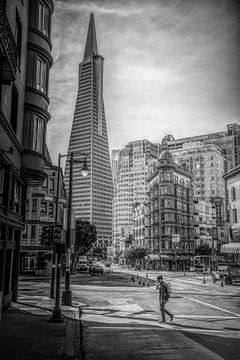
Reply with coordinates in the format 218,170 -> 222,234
70,267 -> 240,360
19,268 -> 240,359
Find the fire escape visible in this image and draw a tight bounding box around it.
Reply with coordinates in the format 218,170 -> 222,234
0,1 -> 19,85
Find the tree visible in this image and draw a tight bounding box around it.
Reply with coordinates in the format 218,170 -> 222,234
124,246 -> 147,267
72,220 -> 97,271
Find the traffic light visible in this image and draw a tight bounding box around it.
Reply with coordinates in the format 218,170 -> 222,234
45,226 -> 54,246
54,225 -> 62,243
40,227 -> 45,246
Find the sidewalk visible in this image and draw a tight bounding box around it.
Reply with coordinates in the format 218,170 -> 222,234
0,295 -> 81,360
80,299 -> 225,360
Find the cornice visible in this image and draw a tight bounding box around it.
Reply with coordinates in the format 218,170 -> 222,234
27,41 -> 53,67
24,97 -> 51,120
28,26 -> 53,51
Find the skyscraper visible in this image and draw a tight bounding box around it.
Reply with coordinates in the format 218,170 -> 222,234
112,140 -> 160,253
64,14 -> 113,248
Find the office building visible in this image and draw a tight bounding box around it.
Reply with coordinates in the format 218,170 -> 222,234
163,123 -> 240,171
112,140 -> 160,256
64,14 -> 113,249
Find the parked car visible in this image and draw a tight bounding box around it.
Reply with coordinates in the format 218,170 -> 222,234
89,264 -> 104,275
76,262 -> 88,272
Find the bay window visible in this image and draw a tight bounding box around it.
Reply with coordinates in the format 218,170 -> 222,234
32,115 -> 45,153
37,1 -> 50,37
36,56 -> 47,93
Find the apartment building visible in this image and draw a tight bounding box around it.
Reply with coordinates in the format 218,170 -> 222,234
20,150 -> 67,275
145,149 -> 195,271
0,0 -> 54,313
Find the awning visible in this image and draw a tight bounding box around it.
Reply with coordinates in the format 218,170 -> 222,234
221,243 -> 240,254
144,254 -> 159,260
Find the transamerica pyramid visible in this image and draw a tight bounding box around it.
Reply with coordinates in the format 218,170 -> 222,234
64,14 -> 113,249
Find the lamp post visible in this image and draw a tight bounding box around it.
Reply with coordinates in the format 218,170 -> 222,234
62,151 -> 89,306
50,153 -> 62,299
49,153 -> 66,322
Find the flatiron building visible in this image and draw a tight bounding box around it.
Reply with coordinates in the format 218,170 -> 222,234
64,14 -> 113,248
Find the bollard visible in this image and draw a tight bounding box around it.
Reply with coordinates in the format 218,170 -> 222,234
203,273 -> 206,284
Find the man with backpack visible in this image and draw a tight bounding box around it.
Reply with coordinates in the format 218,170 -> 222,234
156,274 -> 173,323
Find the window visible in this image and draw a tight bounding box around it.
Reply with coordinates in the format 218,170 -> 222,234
232,208 -> 237,223
231,187 -> 236,201
42,176 -> 48,188
38,1 -> 50,37
32,115 -> 45,153
32,199 -> 37,213
48,203 -> 53,216
12,180 -> 21,214
31,225 -> 36,239
26,199 -> 29,212
10,84 -> 18,133
49,178 -> 54,192
36,57 -> 47,93
15,10 -> 22,65
40,200 -> 47,214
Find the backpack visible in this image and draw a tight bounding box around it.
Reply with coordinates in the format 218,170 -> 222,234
160,282 -> 171,301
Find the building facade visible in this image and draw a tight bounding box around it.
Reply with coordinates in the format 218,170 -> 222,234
163,123 -> 240,171
0,0 -> 53,313
112,140 -> 160,257
132,202 -> 146,248
145,150 -> 195,271
20,151 -> 67,275
171,142 -> 227,200
64,14 -> 113,249
222,166 -> 240,263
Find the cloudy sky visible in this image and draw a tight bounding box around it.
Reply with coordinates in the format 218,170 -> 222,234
47,0 -> 240,164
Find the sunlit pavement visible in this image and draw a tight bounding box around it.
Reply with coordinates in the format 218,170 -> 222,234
18,269 -> 240,359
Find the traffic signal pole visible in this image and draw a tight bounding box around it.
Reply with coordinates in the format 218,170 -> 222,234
49,153 -> 63,322
50,153 -> 61,298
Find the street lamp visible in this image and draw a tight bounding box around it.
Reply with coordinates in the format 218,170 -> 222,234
49,152 -> 67,322
62,151 -> 89,306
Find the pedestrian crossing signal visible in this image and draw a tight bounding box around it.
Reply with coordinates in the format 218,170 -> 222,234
41,226 -> 54,246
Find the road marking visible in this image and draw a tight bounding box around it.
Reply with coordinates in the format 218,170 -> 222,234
175,315 -> 239,319
183,296 -> 240,317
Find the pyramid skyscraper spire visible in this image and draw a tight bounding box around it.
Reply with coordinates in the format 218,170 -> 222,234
84,13 -> 98,59
64,14 -> 113,249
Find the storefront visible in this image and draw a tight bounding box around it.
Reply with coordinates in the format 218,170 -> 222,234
221,242 -> 240,264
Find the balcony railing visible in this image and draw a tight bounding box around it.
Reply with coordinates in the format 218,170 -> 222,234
0,1 -> 19,83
